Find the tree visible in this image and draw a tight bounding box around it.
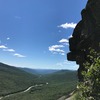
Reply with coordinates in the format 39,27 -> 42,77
77,49 -> 100,100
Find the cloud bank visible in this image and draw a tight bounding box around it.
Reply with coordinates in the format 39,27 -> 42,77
49,45 -> 65,55
0,43 -> 26,58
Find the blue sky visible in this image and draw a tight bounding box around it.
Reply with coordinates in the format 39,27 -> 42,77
0,0 -> 87,70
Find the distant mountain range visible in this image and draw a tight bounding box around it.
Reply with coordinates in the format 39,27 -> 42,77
38,69 -> 77,83
20,68 -> 59,75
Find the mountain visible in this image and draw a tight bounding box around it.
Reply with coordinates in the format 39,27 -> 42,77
39,70 -> 78,83
0,63 -> 37,96
20,68 -> 59,75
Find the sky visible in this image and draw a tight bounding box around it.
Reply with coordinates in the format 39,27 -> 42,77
0,0 -> 87,70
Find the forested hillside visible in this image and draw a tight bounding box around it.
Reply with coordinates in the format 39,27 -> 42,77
0,63 -> 37,96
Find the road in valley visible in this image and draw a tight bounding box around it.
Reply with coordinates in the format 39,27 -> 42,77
0,84 -> 43,100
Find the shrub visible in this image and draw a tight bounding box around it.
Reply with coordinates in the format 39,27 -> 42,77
77,49 -> 100,100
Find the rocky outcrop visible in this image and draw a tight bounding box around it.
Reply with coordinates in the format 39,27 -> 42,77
67,0 -> 100,81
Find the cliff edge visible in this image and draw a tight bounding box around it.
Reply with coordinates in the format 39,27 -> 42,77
67,0 -> 100,81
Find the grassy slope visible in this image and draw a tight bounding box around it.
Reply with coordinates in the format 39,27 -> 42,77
0,63 -> 37,96
1,70 -> 78,100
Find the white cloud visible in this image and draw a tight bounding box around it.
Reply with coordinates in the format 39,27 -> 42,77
3,48 -> 15,52
49,45 -> 65,55
0,45 -> 7,49
0,44 -> 26,58
68,35 -> 73,38
7,37 -> 10,40
14,53 -> 26,58
60,53 -> 65,56
53,48 -> 65,53
59,39 -> 69,46
49,45 -> 64,52
59,39 -> 69,43
58,22 -> 77,29
49,45 -> 64,49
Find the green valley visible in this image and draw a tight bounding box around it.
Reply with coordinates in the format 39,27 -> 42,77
0,63 -> 78,100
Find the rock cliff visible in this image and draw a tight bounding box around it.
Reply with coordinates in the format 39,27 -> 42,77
67,0 -> 100,81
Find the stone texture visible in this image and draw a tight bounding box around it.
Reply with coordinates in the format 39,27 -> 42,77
67,0 -> 100,81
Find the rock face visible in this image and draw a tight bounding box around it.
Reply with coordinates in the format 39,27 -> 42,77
67,0 -> 100,81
